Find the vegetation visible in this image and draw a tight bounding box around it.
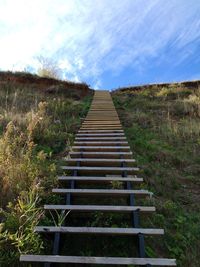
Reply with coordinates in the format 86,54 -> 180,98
37,56 -> 61,79
1,74 -> 199,267
112,83 -> 200,267
0,79 -> 92,266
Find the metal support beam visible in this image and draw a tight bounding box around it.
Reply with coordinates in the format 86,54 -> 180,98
44,162 -> 79,267
121,160 -> 148,264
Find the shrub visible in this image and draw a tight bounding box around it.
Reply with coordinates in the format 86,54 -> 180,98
0,189 -> 43,266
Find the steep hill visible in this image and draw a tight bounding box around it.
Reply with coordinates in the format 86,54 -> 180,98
0,73 -> 200,266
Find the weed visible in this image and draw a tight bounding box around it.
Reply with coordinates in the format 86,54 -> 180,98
48,210 -> 71,227
0,189 -> 43,266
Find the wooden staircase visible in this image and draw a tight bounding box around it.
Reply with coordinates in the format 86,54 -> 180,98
20,90 -> 176,266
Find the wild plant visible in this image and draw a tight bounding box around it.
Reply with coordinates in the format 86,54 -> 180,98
0,189 -> 43,264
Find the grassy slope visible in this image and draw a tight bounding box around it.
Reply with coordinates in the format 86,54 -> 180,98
112,83 -> 200,266
0,79 -> 92,266
1,75 -> 200,266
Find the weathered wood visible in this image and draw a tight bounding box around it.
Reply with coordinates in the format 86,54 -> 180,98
78,130 -> 124,133
20,255 -> 176,265
44,204 -> 155,213
75,137 -> 126,140
80,127 -> 123,129
35,226 -> 164,235
82,122 -> 121,125
57,175 -> 143,182
52,188 -> 150,196
72,146 -> 131,152
83,120 -> 120,122
74,141 -> 128,145
69,151 -> 132,159
65,158 -> 135,163
76,133 -> 125,136
65,158 -> 136,167
61,166 -> 139,173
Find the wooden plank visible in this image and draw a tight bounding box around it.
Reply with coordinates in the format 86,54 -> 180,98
65,159 -> 136,167
82,124 -> 122,127
20,255 -> 176,265
80,127 -> 123,130
57,176 -> 143,182
82,122 -> 121,124
78,130 -> 123,133
76,134 -> 125,136
74,141 -> 128,145
69,152 -> 132,159
65,162 -> 136,168
61,166 -> 139,172
82,124 -> 121,127
75,137 -> 126,140
69,153 -> 132,159
69,152 -> 132,155
81,124 -> 122,126
34,226 -> 164,235
44,204 -> 155,212
86,114 -> 118,116
84,118 -> 119,120
65,158 -> 135,163
52,188 -> 150,196
72,146 -> 130,152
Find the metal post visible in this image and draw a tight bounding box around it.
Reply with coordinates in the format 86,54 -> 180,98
121,159 -> 148,264
44,161 -> 79,267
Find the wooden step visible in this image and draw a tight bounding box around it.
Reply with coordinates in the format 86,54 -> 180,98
86,114 -> 118,117
80,127 -> 123,130
82,122 -> 121,124
88,110 -> 116,112
61,166 -> 139,174
69,152 -> 132,159
84,118 -> 119,120
44,204 -> 155,213
66,158 -> 135,162
78,130 -> 124,133
72,146 -> 131,152
83,122 -> 120,124
81,124 -> 122,126
81,126 -> 122,129
74,141 -> 128,146
57,176 -> 143,182
63,161 -> 135,168
85,114 -> 119,116
65,158 -> 136,167
20,255 -> 176,265
34,226 -> 164,235
76,133 -> 125,137
80,129 -> 123,131
75,137 -> 126,140
52,188 -> 150,197
82,124 -> 121,127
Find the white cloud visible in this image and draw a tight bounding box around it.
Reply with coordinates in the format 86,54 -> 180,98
0,0 -> 200,87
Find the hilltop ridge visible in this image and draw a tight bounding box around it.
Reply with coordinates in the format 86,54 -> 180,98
0,71 -> 91,98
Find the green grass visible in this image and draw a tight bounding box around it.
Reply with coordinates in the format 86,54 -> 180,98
112,84 -> 200,266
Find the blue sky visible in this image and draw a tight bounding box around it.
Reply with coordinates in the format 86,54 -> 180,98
0,0 -> 200,89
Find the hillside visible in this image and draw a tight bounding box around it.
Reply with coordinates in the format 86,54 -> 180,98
0,73 -> 200,266
112,81 -> 200,266
0,71 -> 90,98
0,72 -> 93,266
